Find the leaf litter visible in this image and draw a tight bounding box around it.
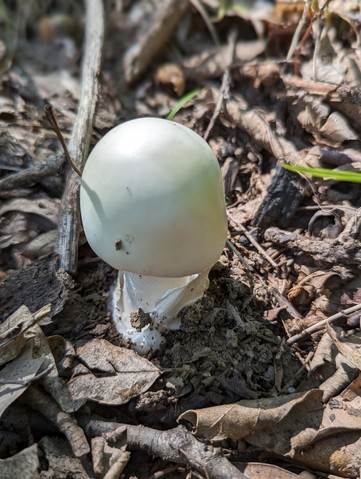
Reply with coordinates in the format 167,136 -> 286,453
1,0 -> 361,478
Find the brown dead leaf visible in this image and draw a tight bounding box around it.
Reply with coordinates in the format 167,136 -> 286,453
289,432 -> 361,477
0,341 -> 45,418
309,332 -> 336,371
0,304 -> 51,366
33,325 -> 87,413
340,372 -> 361,401
319,111 -> 358,144
0,443 -> 39,479
180,388 -> 361,476
38,435 -> 89,477
154,63 -> 185,96
0,197 -> 60,225
68,339 -> 160,405
237,462 -> 300,479
178,389 -> 322,442
327,325 -> 361,371
21,229 -> 57,260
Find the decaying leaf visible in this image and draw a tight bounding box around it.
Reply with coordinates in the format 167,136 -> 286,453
179,388 -> 361,476
0,304 -> 51,366
327,325 -> 361,370
0,443 -> 39,479
33,325 -> 87,413
68,339 -> 160,405
38,435 -> 90,478
0,197 -> 60,224
178,389 -> 323,442
0,341 -> 44,418
237,462 -> 300,479
24,386 -> 90,459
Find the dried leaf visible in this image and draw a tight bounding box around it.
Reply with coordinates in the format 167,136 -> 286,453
178,389 -> 322,442
68,339 -> 160,405
0,197 -> 60,224
180,389 -> 361,476
319,111 -> 358,144
0,304 -> 50,366
21,229 -> 57,260
327,325 -> 361,370
0,443 -> 39,479
0,341 -> 44,417
237,462 -> 300,479
33,325 -> 87,413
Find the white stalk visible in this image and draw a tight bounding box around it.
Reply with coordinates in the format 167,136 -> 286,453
111,269 -> 210,353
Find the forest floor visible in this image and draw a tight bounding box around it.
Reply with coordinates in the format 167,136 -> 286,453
1,1 -> 361,478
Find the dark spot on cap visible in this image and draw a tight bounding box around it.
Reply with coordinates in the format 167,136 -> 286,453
115,239 -> 122,251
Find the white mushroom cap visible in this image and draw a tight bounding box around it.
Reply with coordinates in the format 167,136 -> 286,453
80,118 -> 227,277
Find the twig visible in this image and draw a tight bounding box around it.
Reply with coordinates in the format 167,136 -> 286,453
56,0 -> 104,273
203,29 -> 236,141
0,154 -> 63,193
44,103 -> 81,177
225,239 -> 254,272
124,424 -> 248,479
287,303 -> 361,346
103,449 -> 131,479
271,288 -> 303,320
286,0 -> 310,65
228,211 -> 279,269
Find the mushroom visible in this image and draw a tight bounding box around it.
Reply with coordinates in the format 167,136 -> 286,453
80,117 -> 227,353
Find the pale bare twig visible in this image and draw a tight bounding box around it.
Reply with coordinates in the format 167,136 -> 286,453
286,0 -> 311,63
125,424 -> 248,479
56,0 -> 104,273
0,154 -> 63,193
228,211 -> 279,269
225,238 -> 254,272
287,303 -> 361,346
203,29 -> 237,141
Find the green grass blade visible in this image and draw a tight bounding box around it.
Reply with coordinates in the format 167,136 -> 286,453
166,88 -> 202,121
280,163 -> 361,183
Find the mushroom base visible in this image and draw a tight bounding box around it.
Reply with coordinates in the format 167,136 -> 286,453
110,270 -> 210,354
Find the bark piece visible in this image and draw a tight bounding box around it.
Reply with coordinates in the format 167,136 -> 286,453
0,255 -> 71,320
252,166 -> 306,229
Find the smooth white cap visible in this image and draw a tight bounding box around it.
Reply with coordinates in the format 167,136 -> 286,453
80,118 -> 227,277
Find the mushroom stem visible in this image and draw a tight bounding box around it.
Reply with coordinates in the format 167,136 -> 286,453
111,270 -> 211,354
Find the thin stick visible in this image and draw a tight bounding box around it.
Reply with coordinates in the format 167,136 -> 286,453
228,211 -> 279,269
225,239 -> 254,272
44,104 -> 81,177
203,29 -> 236,141
287,303 -> 361,346
56,0 -> 104,273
